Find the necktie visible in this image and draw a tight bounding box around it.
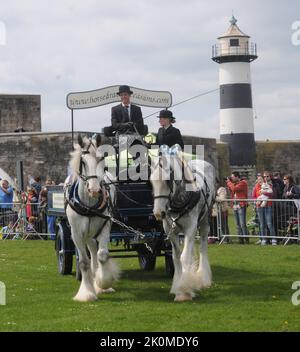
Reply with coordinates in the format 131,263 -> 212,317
125,105 -> 130,120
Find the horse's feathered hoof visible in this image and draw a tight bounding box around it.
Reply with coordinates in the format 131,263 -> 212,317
174,293 -> 193,302
73,292 -> 98,302
101,288 -> 115,293
96,287 -> 115,295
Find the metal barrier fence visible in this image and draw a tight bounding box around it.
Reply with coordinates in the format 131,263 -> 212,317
2,199 -> 299,245
0,203 -> 53,240
211,199 -> 300,245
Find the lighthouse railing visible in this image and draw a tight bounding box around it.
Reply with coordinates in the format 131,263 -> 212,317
212,43 -> 257,58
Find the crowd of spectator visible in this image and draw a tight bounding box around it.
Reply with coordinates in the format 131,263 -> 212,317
1,170 -> 299,244
0,175 -> 57,240
210,171 -> 300,245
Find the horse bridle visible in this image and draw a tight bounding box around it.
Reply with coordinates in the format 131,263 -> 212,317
152,158 -> 172,201
77,143 -> 109,208
79,142 -> 105,183
79,151 -> 98,182
152,157 -> 195,201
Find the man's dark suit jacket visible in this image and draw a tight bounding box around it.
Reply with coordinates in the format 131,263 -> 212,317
156,125 -> 184,150
111,104 -> 144,134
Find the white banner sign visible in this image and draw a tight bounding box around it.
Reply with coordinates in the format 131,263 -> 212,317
66,85 -> 172,110
52,193 -> 65,210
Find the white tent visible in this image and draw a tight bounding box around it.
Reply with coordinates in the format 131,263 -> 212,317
0,167 -> 17,190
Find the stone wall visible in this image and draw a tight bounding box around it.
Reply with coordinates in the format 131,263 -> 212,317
216,142 -> 231,182
216,140 -> 300,185
256,140 -> 300,183
182,135 -> 219,174
0,132 -> 89,185
1,130 -> 299,189
0,95 -> 41,133
0,132 -> 220,187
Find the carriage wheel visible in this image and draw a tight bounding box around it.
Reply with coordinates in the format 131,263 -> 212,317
56,227 -> 73,275
165,254 -> 174,278
138,250 -> 156,271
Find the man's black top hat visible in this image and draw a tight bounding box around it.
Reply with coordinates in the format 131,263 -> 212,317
117,85 -> 133,95
157,109 -> 175,120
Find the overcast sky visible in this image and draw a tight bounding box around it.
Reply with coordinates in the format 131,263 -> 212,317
0,0 -> 299,141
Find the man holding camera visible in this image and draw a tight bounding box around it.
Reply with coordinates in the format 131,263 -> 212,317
226,171 -> 249,244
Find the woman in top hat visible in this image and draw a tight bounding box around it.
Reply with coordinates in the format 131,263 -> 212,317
156,109 -> 184,150
111,85 -> 145,135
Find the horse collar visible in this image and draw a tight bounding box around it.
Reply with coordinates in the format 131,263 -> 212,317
66,180 -> 109,218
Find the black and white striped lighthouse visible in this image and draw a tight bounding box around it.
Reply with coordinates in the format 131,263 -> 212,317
212,16 -> 258,168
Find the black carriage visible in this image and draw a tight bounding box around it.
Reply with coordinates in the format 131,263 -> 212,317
48,85 -> 176,279
48,85 -> 175,279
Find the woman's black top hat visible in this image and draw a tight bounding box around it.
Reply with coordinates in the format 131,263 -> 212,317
117,85 -> 133,95
157,109 -> 175,120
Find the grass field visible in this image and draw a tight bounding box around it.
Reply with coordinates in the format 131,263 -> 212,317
0,240 -> 300,332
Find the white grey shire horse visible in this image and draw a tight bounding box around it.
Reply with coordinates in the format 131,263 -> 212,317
150,152 -> 215,301
66,135 -> 120,302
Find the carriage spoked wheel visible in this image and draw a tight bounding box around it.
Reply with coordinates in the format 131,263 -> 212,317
56,226 -> 73,275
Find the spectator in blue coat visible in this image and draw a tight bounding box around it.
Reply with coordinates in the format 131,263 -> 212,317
0,180 -> 14,210
28,175 -> 42,197
0,180 -> 14,227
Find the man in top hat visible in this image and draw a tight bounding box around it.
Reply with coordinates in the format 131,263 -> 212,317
111,85 -> 145,135
156,109 -> 184,150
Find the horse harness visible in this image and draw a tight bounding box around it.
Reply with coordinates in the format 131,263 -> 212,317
65,142 -> 113,236
65,180 -> 110,217
153,165 -> 211,230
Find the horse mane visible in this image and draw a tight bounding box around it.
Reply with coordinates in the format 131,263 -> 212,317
69,137 -> 97,175
172,155 -> 198,192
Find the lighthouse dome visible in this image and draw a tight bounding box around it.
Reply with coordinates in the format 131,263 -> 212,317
218,16 -> 250,39
212,16 -> 257,63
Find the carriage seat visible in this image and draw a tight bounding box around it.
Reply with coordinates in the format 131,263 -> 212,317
102,124 -> 148,137
103,126 -> 115,137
